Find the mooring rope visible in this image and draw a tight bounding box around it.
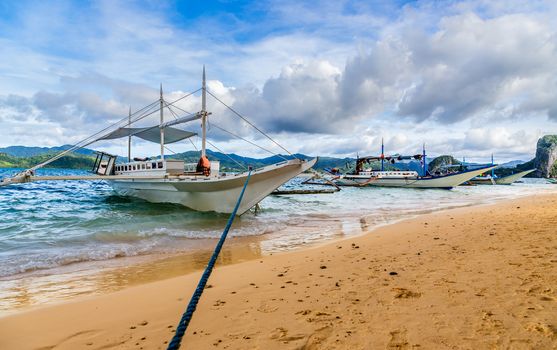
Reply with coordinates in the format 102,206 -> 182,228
167,170 -> 252,350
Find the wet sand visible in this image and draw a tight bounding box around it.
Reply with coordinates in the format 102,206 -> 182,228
1,194 -> 556,349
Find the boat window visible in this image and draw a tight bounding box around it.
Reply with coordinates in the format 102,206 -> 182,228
142,164 -> 146,170
158,162 -> 163,169
147,163 -> 151,169
152,162 -> 157,169
125,165 -> 128,171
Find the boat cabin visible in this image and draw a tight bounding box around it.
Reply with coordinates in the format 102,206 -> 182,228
358,170 -> 419,179
114,159 -> 220,178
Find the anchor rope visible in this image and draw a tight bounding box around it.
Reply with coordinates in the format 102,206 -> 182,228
167,170 -> 252,350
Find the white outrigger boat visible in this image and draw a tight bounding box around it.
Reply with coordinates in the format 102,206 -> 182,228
0,69 -> 317,214
467,155 -> 535,185
468,171 -> 536,185
332,143 -> 496,189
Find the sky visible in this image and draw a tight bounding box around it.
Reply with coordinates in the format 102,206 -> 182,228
1,0 -> 556,163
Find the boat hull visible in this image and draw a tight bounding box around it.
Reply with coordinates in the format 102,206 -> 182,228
494,169 -> 536,185
108,158 -> 317,214
335,166 -> 497,189
469,177 -> 496,185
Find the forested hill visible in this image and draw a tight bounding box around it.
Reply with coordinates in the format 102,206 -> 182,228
0,152 -> 96,169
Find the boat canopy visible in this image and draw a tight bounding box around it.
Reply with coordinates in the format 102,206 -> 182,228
99,126 -> 196,144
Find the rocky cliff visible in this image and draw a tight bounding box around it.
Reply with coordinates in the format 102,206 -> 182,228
534,135 -> 557,178
428,155 -> 461,174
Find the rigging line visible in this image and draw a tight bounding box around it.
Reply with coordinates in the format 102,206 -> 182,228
208,122 -> 288,161
164,101 -> 178,120
164,145 -> 177,154
29,102 -> 162,170
56,100 -> 160,153
52,102 -> 159,154
163,87 -> 202,110
205,89 -> 297,159
163,100 -> 179,120
54,87 -> 198,157
166,102 -> 192,116
189,137 -> 199,152
28,87 -> 201,172
204,139 -> 247,170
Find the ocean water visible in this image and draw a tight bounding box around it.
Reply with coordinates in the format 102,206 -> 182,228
1,167 -> 555,307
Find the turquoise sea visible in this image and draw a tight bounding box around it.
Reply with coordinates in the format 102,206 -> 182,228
1,167 -> 555,311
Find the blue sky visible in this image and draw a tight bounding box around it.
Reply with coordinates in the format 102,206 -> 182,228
1,0 -> 556,162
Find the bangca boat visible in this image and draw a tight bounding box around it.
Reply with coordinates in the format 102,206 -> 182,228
332,143 -> 496,189
469,169 -> 536,185
1,69 -> 317,214
467,155 -> 536,185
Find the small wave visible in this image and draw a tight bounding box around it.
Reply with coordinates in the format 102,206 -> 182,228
0,242 -> 161,278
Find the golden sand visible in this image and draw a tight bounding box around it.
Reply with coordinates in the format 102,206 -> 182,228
0,194 -> 556,349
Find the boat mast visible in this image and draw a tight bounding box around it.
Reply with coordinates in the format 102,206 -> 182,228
491,153 -> 494,178
380,138 -> 384,172
128,106 -> 132,162
201,66 -> 207,158
160,84 -> 164,160
422,143 -> 427,177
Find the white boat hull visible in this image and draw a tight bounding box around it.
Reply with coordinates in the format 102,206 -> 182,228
469,177 -> 496,185
109,158 -> 317,214
494,169 -> 536,185
335,166 -> 497,189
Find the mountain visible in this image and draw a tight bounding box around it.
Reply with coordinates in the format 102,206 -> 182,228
534,135 -> 557,178
0,152 -> 96,169
496,135 -> 557,178
499,160 -> 526,168
427,155 -> 461,174
0,145 -> 97,157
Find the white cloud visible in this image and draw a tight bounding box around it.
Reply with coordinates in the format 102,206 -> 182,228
1,0 -> 557,162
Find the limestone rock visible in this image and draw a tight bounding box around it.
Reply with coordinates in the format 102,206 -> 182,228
534,135 -> 557,178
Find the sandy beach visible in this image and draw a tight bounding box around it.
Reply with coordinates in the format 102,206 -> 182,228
1,193 -> 556,349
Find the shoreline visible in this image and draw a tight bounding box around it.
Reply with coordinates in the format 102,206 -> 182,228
1,188 -> 548,315
1,193 -> 556,349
